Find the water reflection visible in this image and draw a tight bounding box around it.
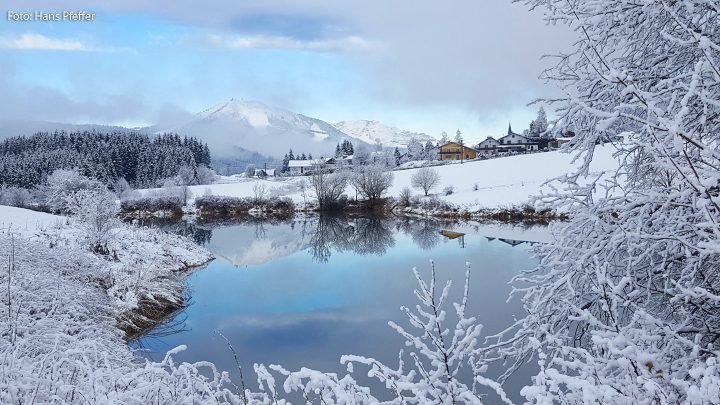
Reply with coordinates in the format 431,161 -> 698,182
137,215 -> 550,404
162,215 -> 546,266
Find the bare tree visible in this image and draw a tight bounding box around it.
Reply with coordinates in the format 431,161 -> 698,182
351,165 -> 394,205
252,183 -> 267,204
411,167 -> 440,196
310,165 -> 347,209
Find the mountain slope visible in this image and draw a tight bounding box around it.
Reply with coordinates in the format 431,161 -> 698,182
333,120 -> 435,148
159,100 -> 364,161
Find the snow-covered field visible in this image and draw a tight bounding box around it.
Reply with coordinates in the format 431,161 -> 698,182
140,146 -> 620,211
0,205 -> 66,236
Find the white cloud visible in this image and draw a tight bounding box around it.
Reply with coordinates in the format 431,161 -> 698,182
202,34 -> 376,53
0,33 -> 89,51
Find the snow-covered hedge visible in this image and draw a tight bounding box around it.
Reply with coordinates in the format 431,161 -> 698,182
195,195 -> 295,218
120,195 -> 185,216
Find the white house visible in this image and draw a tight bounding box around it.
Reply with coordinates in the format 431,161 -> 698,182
288,158 -> 335,175
496,124 -> 539,153
476,137 -> 501,156
474,125 -> 540,156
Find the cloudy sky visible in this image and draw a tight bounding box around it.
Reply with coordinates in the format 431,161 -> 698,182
0,1 -> 571,142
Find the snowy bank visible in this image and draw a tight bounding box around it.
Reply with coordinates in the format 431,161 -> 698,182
0,205 -> 222,403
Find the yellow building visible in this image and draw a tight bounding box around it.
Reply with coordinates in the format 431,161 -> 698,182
439,142 -> 478,161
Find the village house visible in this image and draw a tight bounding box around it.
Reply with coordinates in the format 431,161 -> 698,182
548,131 -> 576,149
476,137 -> 501,156
439,142 -> 478,161
476,124 -> 539,156
252,168 -> 276,177
288,157 -> 336,175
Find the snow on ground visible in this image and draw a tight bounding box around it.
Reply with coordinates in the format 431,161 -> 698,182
0,205 -> 66,236
0,205 -> 225,403
388,146 -> 620,209
141,147 -> 620,211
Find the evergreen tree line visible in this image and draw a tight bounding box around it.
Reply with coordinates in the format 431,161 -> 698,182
334,140 -> 354,157
0,131 -> 211,189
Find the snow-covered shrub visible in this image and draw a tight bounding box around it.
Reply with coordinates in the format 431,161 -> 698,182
195,195 -> 252,217
0,186 -> 31,207
195,165 -> 216,185
113,177 -> 138,200
265,196 -> 295,212
443,185 -> 454,195
42,169 -> 106,212
411,167 -> 441,196
65,188 -> 121,247
473,183 -> 479,191
120,195 -> 184,215
419,195 -> 454,211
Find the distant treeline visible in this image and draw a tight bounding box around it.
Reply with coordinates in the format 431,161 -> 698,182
0,131 -> 211,188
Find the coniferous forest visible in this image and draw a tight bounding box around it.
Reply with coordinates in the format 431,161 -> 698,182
0,131 -> 211,188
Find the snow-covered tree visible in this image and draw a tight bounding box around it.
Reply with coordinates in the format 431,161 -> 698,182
65,188 -> 121,247
411,167 -> 441,196
195,165 -> 216,185
528,106 -> 548,137
485,1 -> 720,403
407,137 -> 424,161
454,129 -> 464,145
341,140 -> 354,156
354,143 -> 371,166
374,138 -> 383,152
393,147 -> 402,166
439,131 -> 449,144
282,153 -> 290,173
42,169 -> 105,212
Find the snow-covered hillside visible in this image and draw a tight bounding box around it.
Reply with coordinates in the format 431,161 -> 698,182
334,120 -> 435,148
158,99 -> 367,160
140,147 -> 620,211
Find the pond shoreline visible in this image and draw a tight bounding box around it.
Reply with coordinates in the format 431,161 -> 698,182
120,257 -> 215,342
120,201 -> 566,224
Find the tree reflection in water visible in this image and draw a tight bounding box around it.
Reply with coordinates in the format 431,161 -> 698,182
307,215 -> 460,262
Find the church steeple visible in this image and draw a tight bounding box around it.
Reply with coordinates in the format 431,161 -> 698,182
508,122 -> 513,135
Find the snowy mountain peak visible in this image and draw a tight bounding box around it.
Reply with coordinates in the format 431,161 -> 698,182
159,99 -> 365,161
196,99 -> 298,128
333,120 -> 435,148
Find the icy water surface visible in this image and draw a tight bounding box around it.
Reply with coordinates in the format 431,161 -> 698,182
134,216 -> 547,403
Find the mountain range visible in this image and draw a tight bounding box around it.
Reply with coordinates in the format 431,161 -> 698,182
333,120 -> 434,148
0,99 -> 436,172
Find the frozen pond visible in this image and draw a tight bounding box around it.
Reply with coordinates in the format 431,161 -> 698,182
134,216 -> 548,403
